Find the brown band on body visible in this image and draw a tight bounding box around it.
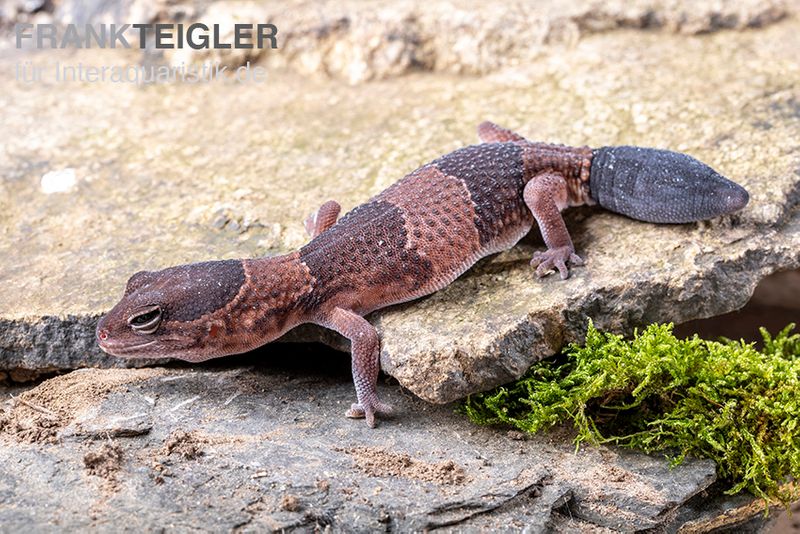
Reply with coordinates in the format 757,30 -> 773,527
240,253 -> 315,335
378,165 -> 483,278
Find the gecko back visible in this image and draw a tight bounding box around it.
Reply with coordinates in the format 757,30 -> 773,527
297,142 -> 537,315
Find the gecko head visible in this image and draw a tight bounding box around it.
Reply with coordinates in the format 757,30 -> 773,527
96,259 -> 248,361
589,146 -> 749,224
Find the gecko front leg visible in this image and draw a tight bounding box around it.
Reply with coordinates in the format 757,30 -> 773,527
304,200 -> 341,238
524,172 -> 584,279
318,307 -> 393,427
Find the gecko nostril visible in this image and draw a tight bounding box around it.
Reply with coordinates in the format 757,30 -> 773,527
98,329 -> 109,341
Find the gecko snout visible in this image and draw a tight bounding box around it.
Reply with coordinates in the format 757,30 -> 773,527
96,323 -> 113,354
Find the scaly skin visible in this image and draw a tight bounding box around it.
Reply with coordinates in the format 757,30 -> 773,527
96,122 -> 749,427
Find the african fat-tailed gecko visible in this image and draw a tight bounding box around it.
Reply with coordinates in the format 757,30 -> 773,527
97,122 -> 749,426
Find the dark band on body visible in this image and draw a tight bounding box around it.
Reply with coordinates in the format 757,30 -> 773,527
433,143 -> 526,246
299,200 -> 435,307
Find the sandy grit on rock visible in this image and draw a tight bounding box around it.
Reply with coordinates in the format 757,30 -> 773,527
161,429 -> 206,460
339,445 -> 469,485
83,441 -> 127,508
0,368 -> 167,443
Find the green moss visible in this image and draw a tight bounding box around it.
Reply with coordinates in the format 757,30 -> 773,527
462,321 -> 800,504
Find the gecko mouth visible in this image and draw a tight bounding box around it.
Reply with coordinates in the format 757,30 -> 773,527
98,339 -> 158,356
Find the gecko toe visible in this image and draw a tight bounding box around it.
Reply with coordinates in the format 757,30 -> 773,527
531,247 -> 582,280
346,404 -> 375,427
346,401 -> 393,428
529,251 -> 546,268
346,403 -> 365,419
535,259 -> 554,278
555,259 -> 569,279
375,402 -> 394,416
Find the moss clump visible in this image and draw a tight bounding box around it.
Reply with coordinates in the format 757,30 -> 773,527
462,321 -> 800,504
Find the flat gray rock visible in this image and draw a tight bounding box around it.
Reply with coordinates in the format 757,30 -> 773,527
3,361 -> 764,532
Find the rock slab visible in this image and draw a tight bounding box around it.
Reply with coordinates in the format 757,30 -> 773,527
2,359 -> 773,532
1,5 -> 799,404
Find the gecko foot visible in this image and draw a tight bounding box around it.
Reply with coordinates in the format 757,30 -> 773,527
346,401 -> 394,428
530,247 -> 583,280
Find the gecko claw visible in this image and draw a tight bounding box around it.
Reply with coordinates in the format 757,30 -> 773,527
554,259 -> 568,280
530,247 -> 583,280
346,401 -> 394,428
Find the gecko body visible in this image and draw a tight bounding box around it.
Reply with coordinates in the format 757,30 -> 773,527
97,122 -> 749,426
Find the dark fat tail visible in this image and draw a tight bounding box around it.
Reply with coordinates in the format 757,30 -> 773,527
589,146 -> 749,223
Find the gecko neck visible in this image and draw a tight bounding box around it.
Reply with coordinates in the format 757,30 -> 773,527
239,252 -> 317,340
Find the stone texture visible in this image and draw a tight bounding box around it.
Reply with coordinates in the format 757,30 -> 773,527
175,0 -> 793,84
3,7 -> 799,401
2,0 -> 791,83
1,2 -> 799,527
1,357 -> 775,532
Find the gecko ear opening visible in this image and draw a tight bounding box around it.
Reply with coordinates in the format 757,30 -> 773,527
125,270 -> 157,295
127,305 -> 163,334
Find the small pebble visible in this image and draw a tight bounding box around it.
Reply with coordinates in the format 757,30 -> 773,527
40,168 -> 77,194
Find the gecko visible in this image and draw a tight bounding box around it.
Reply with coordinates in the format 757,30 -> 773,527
96,122 -> 750,427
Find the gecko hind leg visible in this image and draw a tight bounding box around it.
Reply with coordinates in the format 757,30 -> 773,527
304,200 -> 341,238
319,307 -> 393,428
524,172 -> 584,279
477,121 -> 528,143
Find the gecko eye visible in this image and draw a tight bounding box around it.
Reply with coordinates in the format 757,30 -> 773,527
127,305 -> 162,334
